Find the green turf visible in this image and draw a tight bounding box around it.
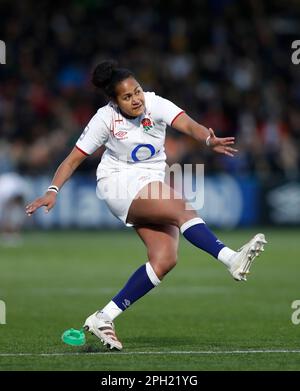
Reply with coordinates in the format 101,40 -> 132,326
0,229 -> 300,370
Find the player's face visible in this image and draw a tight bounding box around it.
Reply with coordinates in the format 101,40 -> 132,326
115,77 -> 145,117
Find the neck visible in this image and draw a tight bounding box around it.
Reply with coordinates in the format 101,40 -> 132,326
119,108 -> 138,120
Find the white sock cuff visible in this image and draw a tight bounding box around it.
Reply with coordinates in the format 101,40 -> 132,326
180,217 -> 205,234
146,262 -> 161,286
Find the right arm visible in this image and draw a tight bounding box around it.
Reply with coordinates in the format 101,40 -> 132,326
26,147 -> 87,216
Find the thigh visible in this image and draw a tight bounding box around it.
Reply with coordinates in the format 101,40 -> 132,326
127,181 -> 197,226
135,223 -> 179,255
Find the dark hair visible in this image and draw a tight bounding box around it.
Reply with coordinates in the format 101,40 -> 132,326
92,60 -> 135,98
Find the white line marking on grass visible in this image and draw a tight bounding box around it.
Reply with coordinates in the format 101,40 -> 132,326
0,350 -> 300,357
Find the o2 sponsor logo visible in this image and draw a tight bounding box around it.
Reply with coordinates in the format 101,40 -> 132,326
131,144 -> 156,162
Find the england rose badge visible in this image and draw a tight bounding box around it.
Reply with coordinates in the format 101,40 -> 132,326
141,118 -> 153,133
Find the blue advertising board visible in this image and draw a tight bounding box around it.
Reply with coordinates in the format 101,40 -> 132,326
26,174 -> 259,229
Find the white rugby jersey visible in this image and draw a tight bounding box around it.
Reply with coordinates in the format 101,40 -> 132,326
75,92 -> 184,179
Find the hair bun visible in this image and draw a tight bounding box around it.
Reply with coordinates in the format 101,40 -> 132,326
92,60 -> 118,88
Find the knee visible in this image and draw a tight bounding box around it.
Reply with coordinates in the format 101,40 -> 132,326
148,250 -> 178,280
176,208 -> 198,228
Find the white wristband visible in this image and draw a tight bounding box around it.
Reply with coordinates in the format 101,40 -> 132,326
206,135 -> 211,146
47,185 -> 59,194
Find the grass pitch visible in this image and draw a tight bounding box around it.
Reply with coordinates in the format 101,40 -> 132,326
0,228 -> 300,371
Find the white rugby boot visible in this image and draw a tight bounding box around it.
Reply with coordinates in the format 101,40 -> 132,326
83,311 -> 123,350
228,233 -> 267,281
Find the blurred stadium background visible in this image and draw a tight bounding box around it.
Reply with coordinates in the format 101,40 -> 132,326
1,0 -> 300,371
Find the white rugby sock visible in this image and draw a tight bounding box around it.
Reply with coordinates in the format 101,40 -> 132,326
217,247 -> 236,267
98,301 -> 123,321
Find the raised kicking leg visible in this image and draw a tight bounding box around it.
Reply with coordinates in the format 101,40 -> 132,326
127,181 -> 267,282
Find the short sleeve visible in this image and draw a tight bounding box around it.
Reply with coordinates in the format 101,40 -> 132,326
75,109 -> 110,155
150,94 -> 185,127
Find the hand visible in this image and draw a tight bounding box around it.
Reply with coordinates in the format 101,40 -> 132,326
25,192 -> 57,216
207,128 -> 238,157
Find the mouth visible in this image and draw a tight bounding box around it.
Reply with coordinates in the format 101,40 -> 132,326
132,103 -> 143,110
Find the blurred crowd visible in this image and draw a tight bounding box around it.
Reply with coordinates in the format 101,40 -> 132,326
1,0 -> 300,180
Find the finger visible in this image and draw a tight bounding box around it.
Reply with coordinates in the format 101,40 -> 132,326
224,151 -> 234,157
45,203 -> 54,213
225,147 -> 238,156
26,203 -> 39,213
26,200 -> 45,214
222,141 -> 235,146
25,204 -> 36,214
222,139 -> 236,146
44,202 -> 54,213
26,207 -> 37,216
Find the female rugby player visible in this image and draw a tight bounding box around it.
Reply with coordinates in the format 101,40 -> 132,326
26,60 -> 266,350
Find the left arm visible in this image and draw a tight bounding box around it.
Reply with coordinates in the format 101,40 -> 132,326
172,112 -> 238,157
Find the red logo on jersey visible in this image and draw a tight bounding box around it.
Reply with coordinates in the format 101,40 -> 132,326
141,118 -> 153,131
114,130 -> 128,139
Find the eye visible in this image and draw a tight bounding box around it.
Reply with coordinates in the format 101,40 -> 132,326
135,89 -> 141,95
123,96 -> 130,101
